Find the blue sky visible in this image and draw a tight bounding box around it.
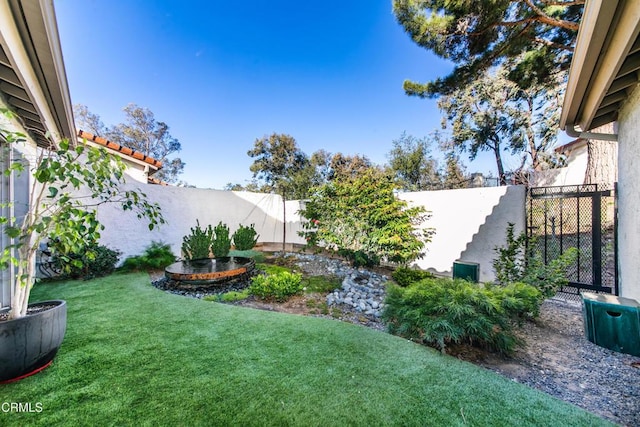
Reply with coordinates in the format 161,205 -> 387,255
54,0 -> 519,189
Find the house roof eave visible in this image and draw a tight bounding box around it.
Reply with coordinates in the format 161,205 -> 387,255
561,0 -> 640,134
0,0 -> 75,146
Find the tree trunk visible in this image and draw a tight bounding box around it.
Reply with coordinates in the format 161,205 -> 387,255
493,143 -> 507,185
584,123 -> 618,185
282,191 -> 286,252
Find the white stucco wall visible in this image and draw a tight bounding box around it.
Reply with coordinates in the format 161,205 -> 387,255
531,145 -> 588,187
95,183 -> 525,282
399,186 -> 526,282
616,85 -> 640,301
95,183 -> 306,261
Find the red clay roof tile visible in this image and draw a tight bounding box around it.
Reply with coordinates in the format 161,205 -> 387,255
77,130 -> 163,169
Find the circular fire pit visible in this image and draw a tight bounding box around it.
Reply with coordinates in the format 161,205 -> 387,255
165,257 -> 255,285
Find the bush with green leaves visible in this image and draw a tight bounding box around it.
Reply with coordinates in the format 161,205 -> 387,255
382,277 -> 541,355
298,167 -> 433,267
52,242 -> 121,280
232,224 -> 259,250
1,112 -> 164,319
249,271 -> 304,302
391,266 -> 435,287
493,223 -> 578,298
121,241 -> 176,271
182,220 -> 213,260
212,221 -> 231,257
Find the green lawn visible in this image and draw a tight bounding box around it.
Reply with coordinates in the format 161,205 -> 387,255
1,273 -> 611,426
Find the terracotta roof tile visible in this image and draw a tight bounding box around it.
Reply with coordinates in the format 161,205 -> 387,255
77,130 -> 163,169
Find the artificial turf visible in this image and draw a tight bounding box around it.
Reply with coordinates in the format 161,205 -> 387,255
0,273 -> 612,426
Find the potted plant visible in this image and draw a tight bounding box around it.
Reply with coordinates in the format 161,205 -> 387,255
0,109 -> 164,382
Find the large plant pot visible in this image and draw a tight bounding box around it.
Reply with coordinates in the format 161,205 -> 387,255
0,300 -> 67,383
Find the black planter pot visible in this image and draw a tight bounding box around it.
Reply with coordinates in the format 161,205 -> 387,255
0,300 -> 67,383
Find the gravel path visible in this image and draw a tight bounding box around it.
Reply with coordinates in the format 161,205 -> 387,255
475,297 -> 640,427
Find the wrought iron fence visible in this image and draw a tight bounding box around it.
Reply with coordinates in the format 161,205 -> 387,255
527,183 -> 617,297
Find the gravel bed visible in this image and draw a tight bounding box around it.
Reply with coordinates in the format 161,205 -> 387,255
151,256 -> 640,426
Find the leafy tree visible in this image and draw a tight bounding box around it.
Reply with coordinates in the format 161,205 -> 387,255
387,132 -> 441,191
326,152 -> 374,182
1,111 -> 164,319
299,167 -> 432,266
74,104 -> 106,136
438,68 -> 523,184
74,103 -> 185,183
248,133 -> 311,249
392,0 -> 583,97
441,151 -> 468,189
247,133 -> 311,200
439,67 -> 562,181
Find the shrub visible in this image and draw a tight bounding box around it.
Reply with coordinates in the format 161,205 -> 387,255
212,221 -> 231,258
232,224 -> 259,250
298,168 -> 433,267
382,277 -> 541,355
182,220 -> 214,260
53,243 -> 121,280
121,241 -> 176,271
249,271 -> 304,302
493,223 -> 578,298
391,266 -> 434,287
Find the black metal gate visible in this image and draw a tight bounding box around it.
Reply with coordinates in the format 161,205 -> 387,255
527,184 -> 617,296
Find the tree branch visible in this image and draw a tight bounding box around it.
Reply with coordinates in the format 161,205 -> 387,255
521,0 -> 580,31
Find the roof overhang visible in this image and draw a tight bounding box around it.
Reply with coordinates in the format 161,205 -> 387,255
0,0 -> 74,146
77,130 -> 163,173
561,0 -> 640,137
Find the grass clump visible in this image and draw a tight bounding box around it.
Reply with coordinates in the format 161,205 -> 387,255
204,289 -> 251,303
302,275 -> 341,293
249,271 -> 304,302
120,241 -> 176,271
382,277 -> 541,355
256,263 -> 295,275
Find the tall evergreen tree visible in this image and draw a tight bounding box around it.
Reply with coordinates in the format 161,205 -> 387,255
393,0 -> 583,97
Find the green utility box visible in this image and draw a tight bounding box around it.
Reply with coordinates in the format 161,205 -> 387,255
452,261 -> 479,283
582,292 -> 640,357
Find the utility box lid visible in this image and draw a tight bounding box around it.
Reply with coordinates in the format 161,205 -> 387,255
582,292 -> 640,357
582,292 -> 640,308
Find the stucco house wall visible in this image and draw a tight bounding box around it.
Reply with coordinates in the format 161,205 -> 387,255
615,85 -> 640,301
0,111 -> 37,308
531,143 -> 588,187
